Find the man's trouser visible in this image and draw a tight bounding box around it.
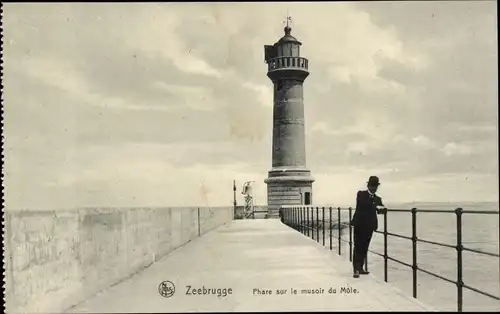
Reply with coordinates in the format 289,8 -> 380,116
352,226 -> 374,271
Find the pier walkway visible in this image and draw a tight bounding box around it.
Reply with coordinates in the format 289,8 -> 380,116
68,220 -> 432,312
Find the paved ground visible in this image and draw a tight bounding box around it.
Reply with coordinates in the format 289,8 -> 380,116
68,220 -> 433,312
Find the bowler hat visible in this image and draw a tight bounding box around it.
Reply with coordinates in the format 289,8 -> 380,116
367,176 -> 380,186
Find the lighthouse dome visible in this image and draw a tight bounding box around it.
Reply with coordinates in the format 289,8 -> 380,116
277,26 -> 302,45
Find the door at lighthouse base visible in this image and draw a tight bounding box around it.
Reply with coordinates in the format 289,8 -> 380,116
304,192 -> 311,205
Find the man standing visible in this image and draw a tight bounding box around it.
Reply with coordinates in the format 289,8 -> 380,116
351,176 -> 387,278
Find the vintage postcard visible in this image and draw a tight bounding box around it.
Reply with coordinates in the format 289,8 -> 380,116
2,2 -> 499,313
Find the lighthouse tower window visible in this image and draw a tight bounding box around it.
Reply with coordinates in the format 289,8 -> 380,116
281,43 -> 292,57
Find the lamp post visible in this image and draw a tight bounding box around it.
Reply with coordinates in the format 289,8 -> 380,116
233,180 -> 237,218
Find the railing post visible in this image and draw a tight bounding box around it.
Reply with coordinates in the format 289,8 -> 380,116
316,207 -> 319,242
456,208 -> 464,312
296,207 -> 298,230
348,207 -> 353,262
294,207 -> 297,230
303,207 -> 306,234
329,207 -> 332,250
307,207 -> 310,238
300,207 -> 303,234
296,207 -> 299,231
311,207 -> 314,240
293,207 -> 298,230
303,207 -> 305,235
337,207 -> 341,255
411,208 -> 418,298
300,207 -> 303,233
302,206 -> 307,235
296,207 -> 299,230
383,209 -> 388,282
322,207 -> 325,246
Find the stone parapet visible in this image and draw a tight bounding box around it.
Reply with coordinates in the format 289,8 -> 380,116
3,206 -> 233,314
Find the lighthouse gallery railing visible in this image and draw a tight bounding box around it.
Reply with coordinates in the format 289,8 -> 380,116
267,56 -> 308,72
280,205 -> 499,312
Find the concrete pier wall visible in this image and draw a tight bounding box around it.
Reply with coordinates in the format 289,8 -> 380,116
3,206 -> 233,314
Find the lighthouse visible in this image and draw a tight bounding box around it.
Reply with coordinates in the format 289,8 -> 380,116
264,18 -> 314,217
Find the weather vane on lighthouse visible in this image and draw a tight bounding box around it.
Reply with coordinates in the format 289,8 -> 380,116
283,9 -> 292,28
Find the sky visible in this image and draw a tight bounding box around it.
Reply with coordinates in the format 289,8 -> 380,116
3,1 -> 498,210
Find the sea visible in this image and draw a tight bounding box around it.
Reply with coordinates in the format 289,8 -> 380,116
294,201 -> 499,312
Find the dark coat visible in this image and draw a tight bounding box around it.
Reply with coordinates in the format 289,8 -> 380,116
351,190 -> 385,231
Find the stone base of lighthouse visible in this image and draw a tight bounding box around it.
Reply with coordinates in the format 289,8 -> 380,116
264,167 -> 314,218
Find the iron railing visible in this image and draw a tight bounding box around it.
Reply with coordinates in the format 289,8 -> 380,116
267,56 -> 309,72
280,205 -> 499,312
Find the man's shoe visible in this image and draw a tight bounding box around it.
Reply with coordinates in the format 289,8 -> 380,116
353,270 -> 360,278
360,270 -> 370,275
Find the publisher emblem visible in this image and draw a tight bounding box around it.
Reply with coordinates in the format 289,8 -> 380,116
158,280 -> 175,298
